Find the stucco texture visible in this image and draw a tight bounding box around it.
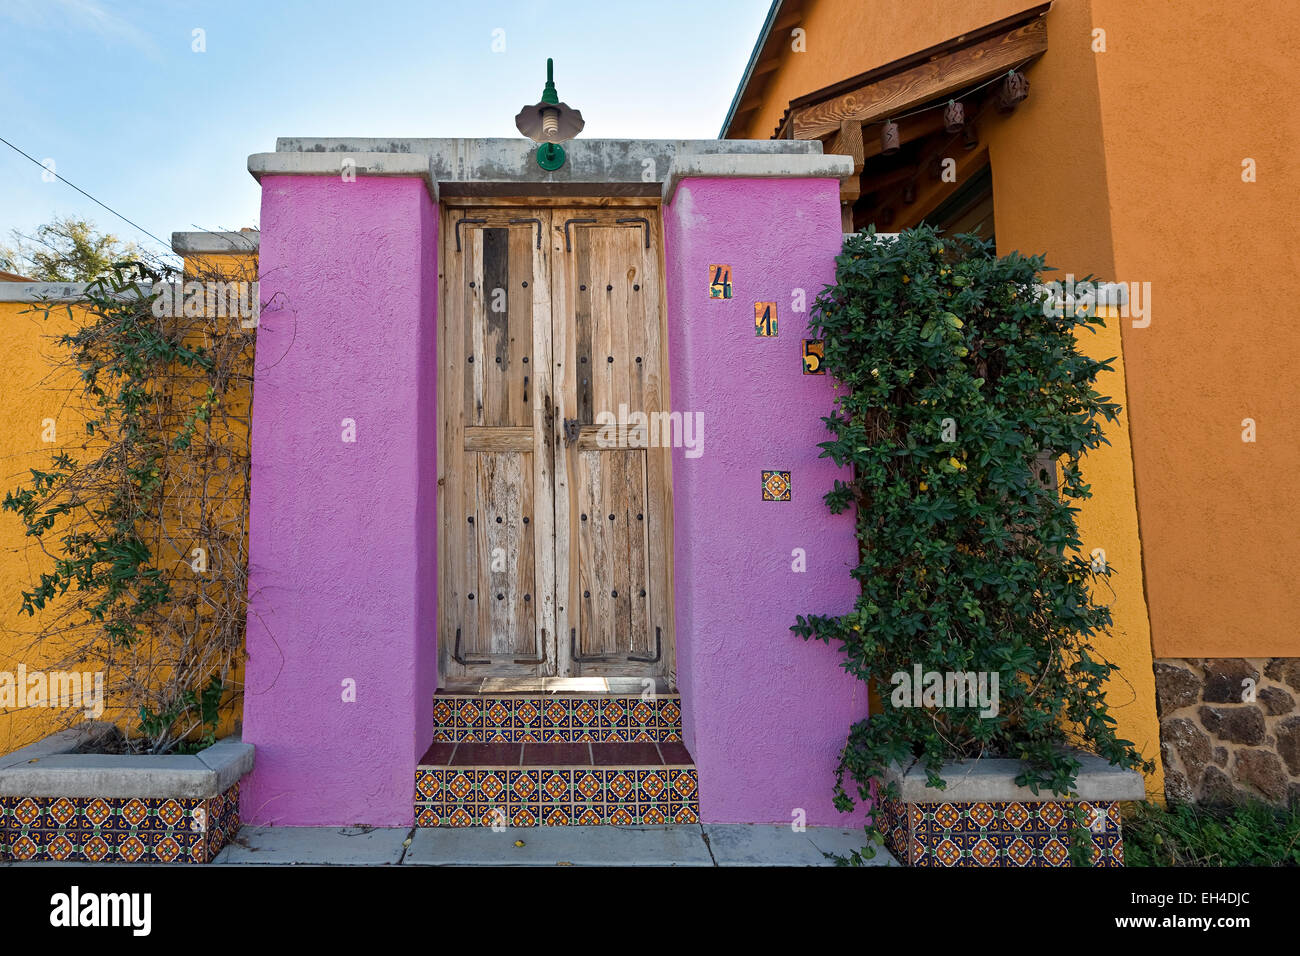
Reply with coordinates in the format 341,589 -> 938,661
242,175 -> 437,826
0,302 -> 91,753
729,0 -> 1165,800
1089,0 -> 1300,657
664,176 -> 866,826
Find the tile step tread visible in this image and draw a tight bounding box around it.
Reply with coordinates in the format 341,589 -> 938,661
418,740 -> 694,769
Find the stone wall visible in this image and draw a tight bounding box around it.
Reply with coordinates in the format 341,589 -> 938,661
1155,659 -> 1300,806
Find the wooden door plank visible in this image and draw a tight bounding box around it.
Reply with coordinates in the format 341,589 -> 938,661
573,225 -> 594,426
576,449 -> 600,658
438,208 -> 461,678
463,426 -> 533,452
591,228 -> 616,431
609,228 -> 633,446
466,230 -> 486,427
608,449 -> 631,655
529,211 -> 558,676
642,212 -> 675,682
625,450 -> 649,656
482,227 -> 510,425
507,224 -> 532,426
551,210 -> 575,678
464,453 -> 484,655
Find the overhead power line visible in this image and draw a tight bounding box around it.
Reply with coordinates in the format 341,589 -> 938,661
0,133 -> 172,250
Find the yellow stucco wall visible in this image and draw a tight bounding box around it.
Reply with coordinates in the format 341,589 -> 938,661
0,299 -> 92,753
729,0 -> 1164,798
0,252 -> 253,753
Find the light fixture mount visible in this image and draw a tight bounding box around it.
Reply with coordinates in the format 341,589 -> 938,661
515,58 -> 585,171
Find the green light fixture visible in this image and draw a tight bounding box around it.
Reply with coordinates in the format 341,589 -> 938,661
515,58 -> 585,171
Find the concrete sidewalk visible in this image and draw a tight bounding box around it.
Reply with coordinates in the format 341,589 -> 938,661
210,824 -> 898,866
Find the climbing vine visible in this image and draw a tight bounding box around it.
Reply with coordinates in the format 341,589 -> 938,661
4,257 -> 255,753
793,226 -> 1153,848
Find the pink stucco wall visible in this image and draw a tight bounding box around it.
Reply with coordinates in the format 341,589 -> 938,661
241,175 -> 437,826
663,177 -> 866,826
243,168 -> 862,828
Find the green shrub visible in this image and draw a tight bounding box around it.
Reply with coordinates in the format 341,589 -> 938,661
792,226 -> 1153,836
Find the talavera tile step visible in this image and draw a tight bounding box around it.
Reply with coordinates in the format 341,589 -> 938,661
432,694 -> 682,744
415,741 -> 698,828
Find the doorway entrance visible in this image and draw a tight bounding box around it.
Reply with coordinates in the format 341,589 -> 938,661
437,204 -> 676,685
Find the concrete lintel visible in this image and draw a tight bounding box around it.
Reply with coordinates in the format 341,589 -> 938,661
883,753 -> 1146,804
248,152 -> 439,201
249,138 -> 831,201
172,230 -> 260,255
0,734 -> 253,799
662,153 -> 854,203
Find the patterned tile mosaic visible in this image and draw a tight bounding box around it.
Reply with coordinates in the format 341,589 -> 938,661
880,797 -> 1124,867
415,752 -> 698,828
0,783 -> 241,864
432,695 -> 682,743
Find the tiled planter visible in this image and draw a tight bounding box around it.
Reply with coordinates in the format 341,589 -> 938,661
0,723 -> 252,863
880,753 -> 1144,867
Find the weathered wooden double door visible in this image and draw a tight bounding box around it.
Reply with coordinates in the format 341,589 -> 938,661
438,206 -> 675,682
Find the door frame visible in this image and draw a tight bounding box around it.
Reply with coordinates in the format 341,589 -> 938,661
436,197 -> 677,687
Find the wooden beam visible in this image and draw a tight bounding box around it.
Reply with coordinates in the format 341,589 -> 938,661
791,17 -> 1046,139
828,118 -> 865,203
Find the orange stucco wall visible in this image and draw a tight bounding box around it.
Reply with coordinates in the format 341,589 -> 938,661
730,0 -> 1165,796
732,0 -> 1041,141
1088,0 -> 1300,658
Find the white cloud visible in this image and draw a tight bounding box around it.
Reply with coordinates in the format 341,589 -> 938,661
1,0 -> 156,52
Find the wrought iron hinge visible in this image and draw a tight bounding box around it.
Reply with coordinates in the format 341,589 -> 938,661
509,217 -> 543,249
455,218 -> 486,252
451,627 -> 489,665
615,217 -> 651,248
563,217 -> 597,252
628,626 -> 662,663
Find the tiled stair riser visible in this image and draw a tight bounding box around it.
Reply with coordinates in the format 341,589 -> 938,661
433,695 -> 682,743
880,797 -> 1123,867
0,783 -> 241,864
415,766 -> 698,828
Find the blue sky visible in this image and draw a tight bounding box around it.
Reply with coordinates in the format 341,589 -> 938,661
0,0 -> 768,256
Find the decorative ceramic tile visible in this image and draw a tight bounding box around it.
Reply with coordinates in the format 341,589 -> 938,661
0,783 -> 241,864
881,796 -> 1124,867
709,264 -> 733,299
754,301 -> 777,336
414,765 -> 698,829
433,695 -> 682,743
802,339 -> 825,374
762,470 -> 791,502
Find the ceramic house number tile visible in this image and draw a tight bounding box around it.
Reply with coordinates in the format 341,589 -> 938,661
802,339 -> 825,374
754,302 -> 777,336
709,264 -> 733,299
762,470 -> 791,502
